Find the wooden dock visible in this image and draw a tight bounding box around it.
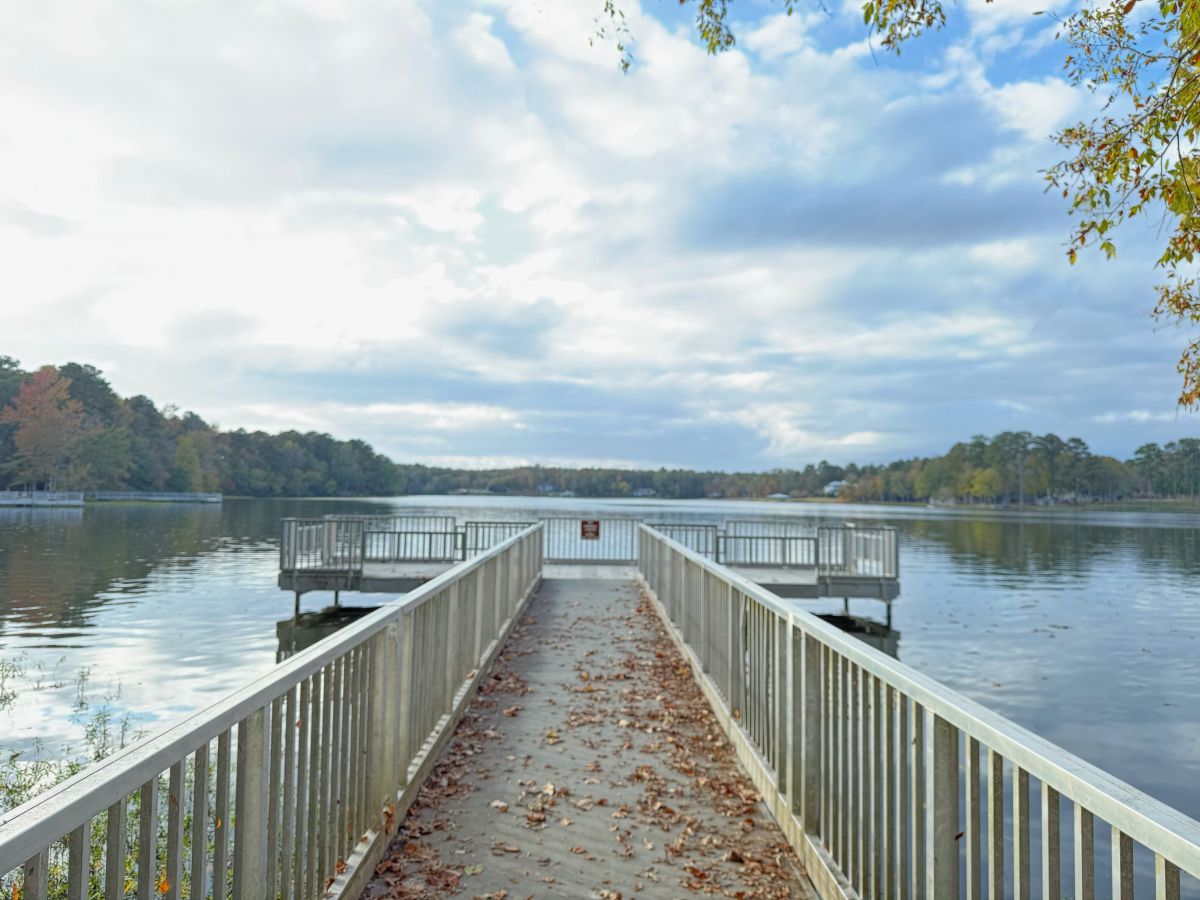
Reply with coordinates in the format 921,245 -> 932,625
363,578 -> 814,899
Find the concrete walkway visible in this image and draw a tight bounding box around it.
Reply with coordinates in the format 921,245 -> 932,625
364,578 -> 813,899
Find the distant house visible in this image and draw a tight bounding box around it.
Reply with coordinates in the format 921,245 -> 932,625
537,483 -> 559,494
632,487 -> 657,498
823,480 -> 845,497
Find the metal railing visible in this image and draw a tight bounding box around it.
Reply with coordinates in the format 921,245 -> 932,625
542,517 -> 639,563
88,492 -> 223,503
280,517 -> 366,573
464,521 -> 535,556
726,518 -> 816,538
646,524 -> 719,558
0,524 -> 544,900
362,530 -> 463,563
637,525 -> 1199,899
362,515 -> 456,534
719,534 -> 818,567
0,491 -> 85,506
279,516 -> 900,585
817,525 -> 899,579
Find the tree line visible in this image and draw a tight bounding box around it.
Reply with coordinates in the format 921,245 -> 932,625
838,433 -> 1200,505
1,357 -> 1197,503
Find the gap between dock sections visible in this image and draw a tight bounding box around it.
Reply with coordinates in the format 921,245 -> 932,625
362,578 -> 816,900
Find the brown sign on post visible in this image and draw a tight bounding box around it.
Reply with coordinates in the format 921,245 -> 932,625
580,519 -> 601,540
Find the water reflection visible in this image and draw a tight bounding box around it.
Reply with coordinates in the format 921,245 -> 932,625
0,498 -> 397,756
276,606 -> 375,662
0,507 -> 83,527
904,515 -> 1200,579
816,613 -> 900,658
0,495 -> 1198,832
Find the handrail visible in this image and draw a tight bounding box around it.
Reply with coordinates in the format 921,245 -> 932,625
362,529 -> 463,563
463,521 -> 536,556
0,491 -> 84,504
88,491 -> 222,503
541,516 -> 639,562
718,534 -> 817,567
279,517 -> 900,584
637,524 -> 1199,896
1,524 -> 545,897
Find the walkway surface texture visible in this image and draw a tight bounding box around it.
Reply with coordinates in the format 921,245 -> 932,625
364,578 -> 813,899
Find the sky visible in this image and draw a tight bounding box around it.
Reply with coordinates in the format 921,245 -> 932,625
0,0 -> 1196,470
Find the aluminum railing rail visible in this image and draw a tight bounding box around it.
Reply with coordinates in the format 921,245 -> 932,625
726,518 -> 817,538
464,521 -> 535,556
280,517 -> 901,582
817,525 -> 899,579
362,530 -> 463,563
542,516 -> 639,563
0,523 -> 544,900
719,534 -> 819,567
349,515 -> 455,535
637,524 -> 1199,900
0,491 -> 85,506
280,517 -> 366,573
88,492 -> 223,503
646,524 -> 719,558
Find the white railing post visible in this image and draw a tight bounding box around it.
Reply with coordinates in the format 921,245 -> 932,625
22,850 -> 47,900
233,707 -> 268,900
925,711 -> 959,898
729,588 -> 744,720
443,582 -> 461,706
369,625 -> 399,829
396,613 -> 415,787
775,614 -> 788,796
800,632 -> 822,831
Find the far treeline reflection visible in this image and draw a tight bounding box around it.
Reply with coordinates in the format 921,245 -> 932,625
2,356 -> 1200,504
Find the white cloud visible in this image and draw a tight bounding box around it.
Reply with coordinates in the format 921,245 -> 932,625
987,77 -> 1081,140
968,238 -> 1042,270
0,0 -> 1189,470
742,11 -> 821,60
393,186 -> 485,239
454,12 -> 515,72
962,0 -> 1071,36
1093,410 -> 1178,424
720,403 -> 888,459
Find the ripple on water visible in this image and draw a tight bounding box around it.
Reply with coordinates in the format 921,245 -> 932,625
1,497 -> 1198,824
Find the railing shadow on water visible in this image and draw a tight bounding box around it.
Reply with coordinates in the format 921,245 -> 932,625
637,524 -> 1200,900
0,525 -> 545,900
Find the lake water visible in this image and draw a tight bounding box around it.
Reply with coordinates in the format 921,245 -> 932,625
2,495 -> 1198,829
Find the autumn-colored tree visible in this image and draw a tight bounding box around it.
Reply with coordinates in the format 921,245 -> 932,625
603,1 -> 1200,403
0,366 -> 92,490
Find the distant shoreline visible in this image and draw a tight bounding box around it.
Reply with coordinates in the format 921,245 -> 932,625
217,493 -> 1200,514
